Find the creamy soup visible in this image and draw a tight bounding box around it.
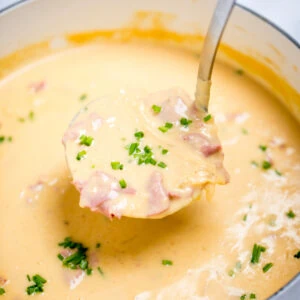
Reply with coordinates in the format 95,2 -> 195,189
0,40 -> 299,299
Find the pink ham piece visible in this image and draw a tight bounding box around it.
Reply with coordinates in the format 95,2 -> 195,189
62,113 -> 102,145
75,171 -> 135,218
183,133 -> 221,157
29,80 -> 46,93
147,171 -> 170,216
158,95 -> 189,122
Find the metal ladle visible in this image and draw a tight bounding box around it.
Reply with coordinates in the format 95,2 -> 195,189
195,0 -> 235,113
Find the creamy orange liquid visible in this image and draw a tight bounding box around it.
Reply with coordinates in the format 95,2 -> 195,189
0,41 -> 299,299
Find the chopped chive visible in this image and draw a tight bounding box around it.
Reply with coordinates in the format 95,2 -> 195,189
259,144 -> 267,152
203,114 -> 212,122
111,161 -> 123,170
294,251 -> 300,259
240,295 -> 246,300
152,104 -> 161,113
79,134 -> 94,146
243,214 -> 248,221
129,143 -> 139,155
262,160 -> 272,170
286,210 -> 296,219
159,122 -> 173,133
162,149 -> 168,155
7,136 -> 12,142
96,243 -> 101,249
27,274 -> 31,281
274,169 -> 282,176
91,164 -> 96,169
0,136 -> 5,143
57,253 -> 64,261
228,269 -> 235,277
97,266 -> 104,276
79,93 -> 87,101
235,69 -> 244,76
26,274 -> 47,295
262,263 -> 273,273
76,150 -> 87,161
119,179 -> 127,189
241,128 -> 248,135
158,162 -> 167,168
250,294 -> 256,299
134,131 -> 144,140
180,117 -> 192,127
251,243 -> 266,264
162,259 -> 173,266
0,288 -> 4,295
86,268 -> 93,275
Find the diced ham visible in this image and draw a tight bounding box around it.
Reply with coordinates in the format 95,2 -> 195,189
29,81 -> 46,93
62,113 -> 102,145
147,172 -> 170,216
158,95 -> 189,122
63,269 -> 85,290
183,133 -> 221,157
77,171 -> 135,218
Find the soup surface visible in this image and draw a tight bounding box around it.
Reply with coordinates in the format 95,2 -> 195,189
0,40 -> 299,299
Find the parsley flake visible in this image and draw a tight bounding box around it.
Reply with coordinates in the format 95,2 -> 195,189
158,162 -> 167,168
250,294 -> 256,299
262,160 -> 272,170
259,144 -> 267,152
162,148 -> 168,155
134,131 -> 144,140
286,210 -> 296,219
0,288 -> 5,295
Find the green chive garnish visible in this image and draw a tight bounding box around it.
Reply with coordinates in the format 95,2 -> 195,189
294,251 -> 300,259
79,134 -> 94,146
262,263 -> 273,273
286,210 -> 296,219
251,243 -> 266,264
134,131 -> 144,140
152,104 -> 162,113
158,162 -> 167,168
203,114 -> 212,122
262,161 -> 272,170
159,122 -> 173,133
0,288 -> 5,295
76,150 -> 87,161
119,179 -> 127,189
162,149 -> 168,155
180,118 -> 192,127
79,94 -> 87,101
259,145 -> 267,152
111,161 -> 123,170
162,259 -> 173,266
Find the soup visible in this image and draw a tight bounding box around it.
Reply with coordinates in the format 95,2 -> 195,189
0,39 -> 299,299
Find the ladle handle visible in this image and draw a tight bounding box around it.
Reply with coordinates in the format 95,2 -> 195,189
195,0 -> 235,112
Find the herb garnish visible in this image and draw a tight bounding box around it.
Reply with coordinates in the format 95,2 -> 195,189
240,295 -> 246,300
79,94 -> 87,101
250,294 -> 256,299
96,243 -> 101,249
286,210 -> 296,219
294,251 -> 300,259
157,162 -> 167,169
251,161 -> 259,167
203,114 -> 212,122
274,169 -> 282,176
0,288 -> 5,295
162,148 -> 168,155
76,150 -> 87,161
241,128 -> 248,135
26,274 -> 47,295
0,136 -> 13,144
58,237 -> 92,275
28,111 -> 35,121
251,243 -> 266,264
243,214 -> 248,221
159,122 -> 173,133
235,69 -> 244,76
262,160 -> 272,170
79,135 -> 94,146
152,105 -> 161,113
180,118 -> 192,127
119,179 -> 127,189
134,131 -> 144,140
162,259 -> 173,266
111,161 -> 124,170
259,145 -> 267,152
262,263 -> 273,273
